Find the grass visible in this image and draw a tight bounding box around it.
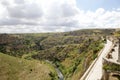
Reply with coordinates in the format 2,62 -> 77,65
0,53 -> 58,80
103,63 -> 120,71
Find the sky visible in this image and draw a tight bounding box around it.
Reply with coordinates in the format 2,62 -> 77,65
0,0 -> 120,33
76,0 -> 120,11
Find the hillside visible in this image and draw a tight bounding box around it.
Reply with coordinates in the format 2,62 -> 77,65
0,29 -> 115,56
0,29 -> 119,80
0,53 -> 58,80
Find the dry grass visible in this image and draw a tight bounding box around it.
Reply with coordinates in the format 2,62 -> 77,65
0,53 -> 57,80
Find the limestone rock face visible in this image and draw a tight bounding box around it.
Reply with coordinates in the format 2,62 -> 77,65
117,38 -> 120,62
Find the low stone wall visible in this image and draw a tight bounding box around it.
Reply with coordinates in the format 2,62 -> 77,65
102,58 -> 120,80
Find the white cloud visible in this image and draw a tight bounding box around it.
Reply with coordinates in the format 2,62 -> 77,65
0,0 -> 120,33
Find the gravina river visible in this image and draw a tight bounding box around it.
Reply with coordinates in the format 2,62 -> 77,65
46,60 -> 64,80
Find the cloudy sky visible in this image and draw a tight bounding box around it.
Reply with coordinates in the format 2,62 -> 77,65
0,0 -> 120,33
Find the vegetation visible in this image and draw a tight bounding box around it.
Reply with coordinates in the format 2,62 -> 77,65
103,63 -> 120,71
114,29 -> 120,37
0,53 -> 58,80
0,29 -> 117,80
33,39 -> 104,79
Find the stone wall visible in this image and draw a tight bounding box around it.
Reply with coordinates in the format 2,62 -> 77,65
102,58 -> 120,80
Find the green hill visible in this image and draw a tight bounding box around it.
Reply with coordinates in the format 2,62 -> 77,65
0,53 -> 58,80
